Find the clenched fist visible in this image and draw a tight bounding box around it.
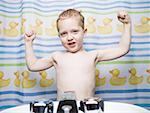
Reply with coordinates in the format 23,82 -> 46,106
24,30 -> 36,42
117,10 -> 131,24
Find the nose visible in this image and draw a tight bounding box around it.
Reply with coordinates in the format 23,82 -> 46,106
67,33 -> 73,41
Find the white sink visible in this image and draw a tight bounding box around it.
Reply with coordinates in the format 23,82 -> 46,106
0,101 -> 149,113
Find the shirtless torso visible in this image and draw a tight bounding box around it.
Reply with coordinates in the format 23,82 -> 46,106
52,50 -> 98,100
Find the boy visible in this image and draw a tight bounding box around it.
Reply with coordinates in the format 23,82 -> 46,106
24,9 -> 131,100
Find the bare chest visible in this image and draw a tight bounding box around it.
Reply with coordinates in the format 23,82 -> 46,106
56,53 -> 96,71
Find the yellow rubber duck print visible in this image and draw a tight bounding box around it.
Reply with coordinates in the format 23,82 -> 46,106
4,21 -> 19,37
95,69 -> 106,87
0,71 -> 10,88
30,18 -> 43,35
134,16 -> 150,33
45,20 -> 58,36
22,70 -> 36,88
39,71 -> 54,87
146,69 -> 150,84
14,71 -> 21,87
129,68 -> 143,85
97,17 -> 112,34
21,18 -> 26,34
86,16 -> 96,34
109,69 -> 126,86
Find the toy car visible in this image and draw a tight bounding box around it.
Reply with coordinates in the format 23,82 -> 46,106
30,100 -> 53,113
79,97 -> 104,113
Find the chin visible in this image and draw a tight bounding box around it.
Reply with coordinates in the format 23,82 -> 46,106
67,48 -> 79,53
68,49 -> 78,53
66,46 -> 82,53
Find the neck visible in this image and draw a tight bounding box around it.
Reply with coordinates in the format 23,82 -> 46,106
67,48 -> 85,54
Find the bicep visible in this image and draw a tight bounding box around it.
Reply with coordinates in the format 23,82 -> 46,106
28,56 -> 55,71
96,47 -> 128,62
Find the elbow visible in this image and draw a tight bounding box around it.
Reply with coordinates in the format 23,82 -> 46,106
26,59 -> 38,71
124,49 -> 129,56
27,67 -> 39,72
121,46 -> 130,56
27,65 -> 34,71
26,64 -> 38,72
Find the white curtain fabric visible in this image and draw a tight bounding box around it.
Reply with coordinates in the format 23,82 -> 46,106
0,0 -> 150,111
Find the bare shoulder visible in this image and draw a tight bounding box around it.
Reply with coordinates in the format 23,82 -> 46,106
51,51 -> 63,56
87,50 -> 99,59
87,50 -> 103,63
50,51 -> 64,58
45,51 -> 64,65
88,50 -> 98,55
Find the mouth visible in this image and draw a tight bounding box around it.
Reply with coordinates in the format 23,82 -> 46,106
68,42 -> 75,45
68,42 -> 76,47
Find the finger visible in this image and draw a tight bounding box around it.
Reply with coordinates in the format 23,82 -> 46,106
25,30 -> 35,37
118,15 -> 126,20
25,31 -> 32,37
118,11 -> 128,19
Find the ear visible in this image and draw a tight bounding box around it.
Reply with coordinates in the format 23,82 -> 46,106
84,28 -> 87,34
58,31 -> 61,37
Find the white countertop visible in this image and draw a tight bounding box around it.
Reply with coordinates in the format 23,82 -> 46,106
0,101 -> 149,113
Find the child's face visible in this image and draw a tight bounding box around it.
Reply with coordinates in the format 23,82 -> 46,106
58,17 -> 86,53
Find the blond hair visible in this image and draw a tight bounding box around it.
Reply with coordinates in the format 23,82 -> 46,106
56,9 -> 84,31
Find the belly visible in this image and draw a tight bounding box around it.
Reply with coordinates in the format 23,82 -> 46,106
56,72 -> 95,100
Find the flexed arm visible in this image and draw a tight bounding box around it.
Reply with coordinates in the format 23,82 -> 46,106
24,31 -> 54,71
96,10 -> 131,62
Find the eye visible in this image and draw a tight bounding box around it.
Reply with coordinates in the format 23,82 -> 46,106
72,30 -> 79,34
60,32 -> 67,37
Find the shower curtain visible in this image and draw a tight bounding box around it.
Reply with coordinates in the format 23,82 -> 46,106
0,0 -> 150,111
